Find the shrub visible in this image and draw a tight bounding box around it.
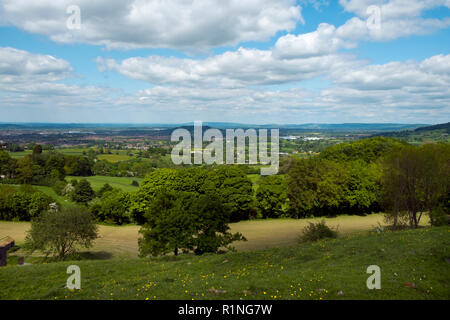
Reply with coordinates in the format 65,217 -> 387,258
299,220 -> 338,242
71,179 -> 95,204
429,206 -> 449,227
24,206 -> 98,260
52,180 -> 67,196
131,180 -> 139,187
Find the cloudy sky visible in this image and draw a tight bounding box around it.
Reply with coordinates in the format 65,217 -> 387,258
0,0 -> 449,124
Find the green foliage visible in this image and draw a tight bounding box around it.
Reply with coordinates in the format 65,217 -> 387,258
255,175 -> 288,218
286,158 -> 348,217
52,180 -> 68,196
0,184 -> 56,221
132,166 -> 254,224
210,166 -> 254,222
71,179 -> 95,205
96,183 -> 114,198
32,144 -> 43,155
1,149 -> 94,185
131,180 -> 139,187
138,191 -> 245,257
319,137 -> 405,163
429,207 -> 449,227
24,206 -> 98,260
380,143 -> 450,229
299,220 -> 338,242
90,189 -> 131,225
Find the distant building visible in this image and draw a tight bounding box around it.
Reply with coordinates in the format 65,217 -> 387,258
303,137 -> 322,141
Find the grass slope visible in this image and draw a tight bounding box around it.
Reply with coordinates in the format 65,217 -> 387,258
0,226 -> 448,300
66,176 -> 143,192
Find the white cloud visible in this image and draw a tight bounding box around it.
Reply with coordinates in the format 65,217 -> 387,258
0,0 -> 303,50
0,47 -> 71,81
274,23 -> 356,59
337,0 -> 450,41
98,47 -> 361,87
332,54 -> 450,90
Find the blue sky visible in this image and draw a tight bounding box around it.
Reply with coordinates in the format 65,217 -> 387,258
0,0 -> 449,124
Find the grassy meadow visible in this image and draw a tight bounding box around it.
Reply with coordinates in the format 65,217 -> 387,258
0,226 -> 448,300
66,176 -> 144,192
0,214 -> 426,259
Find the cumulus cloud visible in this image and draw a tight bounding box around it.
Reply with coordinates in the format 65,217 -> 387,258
0,0 -> 302,50
97,47 -> 361,87
0,47 -> 72,82
0,46 -> 110,110
337,0 -> 450,41
274,23 -> 356,59
332,54 -> 450,90
112,54 -> 450,123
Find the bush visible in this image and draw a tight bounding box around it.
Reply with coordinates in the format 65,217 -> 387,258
52,180 -> 67,196
131,180 -> 139,187
299,220 -> 338,242
0,185 -> 56,221
24,206 -> 98,260
71,179 -> 95,204
429,206 -> 449,227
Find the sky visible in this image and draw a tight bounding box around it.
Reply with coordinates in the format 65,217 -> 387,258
0,0 -> 449,124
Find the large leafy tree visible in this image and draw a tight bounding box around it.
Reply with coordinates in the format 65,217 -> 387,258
132,166 -> 253,224
138,191 -> 245,257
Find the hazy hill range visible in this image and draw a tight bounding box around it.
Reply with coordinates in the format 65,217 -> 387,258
372,122 -> 449,143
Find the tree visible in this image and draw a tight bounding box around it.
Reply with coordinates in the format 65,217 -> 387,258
16,156 -> 34,184
1,186 -> 55,221
138,191 -> 245,257
25,206 -> 98,260
71,179 -> 95,204
92,189 -> 131,225
96,183 -> 113,198
380,143 -> 450,229
191,193 -> 246,255
0,151 -> 17,179
286,158 -> 347,217
208,166 -> 254,221
139,191 -> 197,257
256,175 -> 288,218
32,144 -> 43,155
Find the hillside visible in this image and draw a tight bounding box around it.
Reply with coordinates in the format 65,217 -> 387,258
372,122 -> 449,144
1,226 -> 448,300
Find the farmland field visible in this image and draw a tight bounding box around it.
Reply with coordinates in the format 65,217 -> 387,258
0,214 -> 422,259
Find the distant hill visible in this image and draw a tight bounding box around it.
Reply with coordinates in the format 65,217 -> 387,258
0,122 -> 427,132
414,122 -> 450,133
371,122 -> 449,143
